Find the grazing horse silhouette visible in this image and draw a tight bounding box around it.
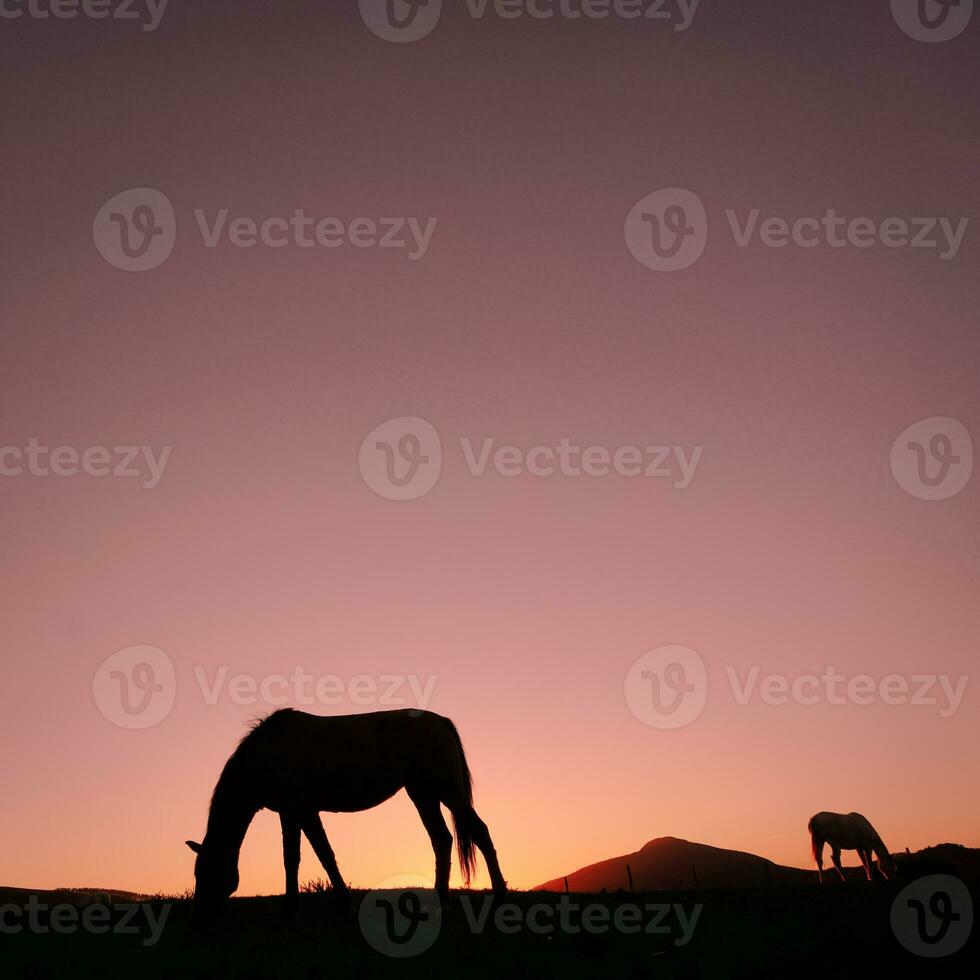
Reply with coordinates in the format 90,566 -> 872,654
808,811 -> 896,883
185,708 -> 507,917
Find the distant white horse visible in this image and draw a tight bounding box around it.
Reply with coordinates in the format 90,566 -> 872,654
808,811 -> 896,882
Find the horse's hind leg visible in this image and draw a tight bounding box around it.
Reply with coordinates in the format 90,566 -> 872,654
407,788 -> 453,905
459,806 -> 507,897
301,813 -> 352,909
813,837 -> 825,883
281,812 -> 301,919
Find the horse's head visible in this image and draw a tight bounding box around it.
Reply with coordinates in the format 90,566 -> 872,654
185,839 -> 239,918
877,851 -> 897,880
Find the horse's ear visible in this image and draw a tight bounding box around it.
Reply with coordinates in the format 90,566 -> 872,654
185,840 -> 202,854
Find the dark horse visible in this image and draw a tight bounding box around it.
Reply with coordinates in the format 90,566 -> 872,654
185,708 -> 507,917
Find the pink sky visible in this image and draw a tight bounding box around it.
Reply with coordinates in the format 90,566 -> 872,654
1,2 -> 977,894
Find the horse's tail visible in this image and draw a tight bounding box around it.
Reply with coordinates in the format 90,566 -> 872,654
443,717 -> 477,885
808,815 -> 822,862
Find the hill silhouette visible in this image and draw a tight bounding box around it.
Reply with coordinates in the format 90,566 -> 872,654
534,836 -> 813,891
894,842 -> 980,883
535,836 -> 980,891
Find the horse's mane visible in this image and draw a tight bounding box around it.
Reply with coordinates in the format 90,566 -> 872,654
237,708 -> 296,748
208,709 -> 297,815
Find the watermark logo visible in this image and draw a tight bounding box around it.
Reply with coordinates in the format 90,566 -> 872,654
93,188 -> 177,272
891,417 -> 973,500
358,874 -> 442,957
92,645 -> 176,729
625,188 -> 708,272
624,645 -> 708,729
0,0 -> 169,32
891,0 -> 973,42
891,875 -> 972,957
359,0 -> 443,42
359,417 -> 443,501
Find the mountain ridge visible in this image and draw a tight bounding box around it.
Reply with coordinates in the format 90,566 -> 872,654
534,835 -> 980,891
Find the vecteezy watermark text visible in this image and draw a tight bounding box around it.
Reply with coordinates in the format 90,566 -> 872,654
1,439 -> 171,489
625,188 -> 971,272
359,417 -> 704,500
359,0 -> 700,43
193,666 -> 438,710
93,644 -> 439,730
0,0 -> 168,31
726,209 -> 969,260
193,210 -> 437,260
460,0 -> 700,29
460,437 -> 702,486
359,878 -> 702,958
725,666 -> 969,719
626,646 -> 971,729
0,897 -> 170,948
461,894 -> 702,941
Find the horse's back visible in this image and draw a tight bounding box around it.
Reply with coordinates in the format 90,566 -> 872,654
259,708 -> 459,764
808,810 -> 851,834
847,811 -> 877,836
809,811 -> 876,848
263,707 -> 451,738
242,708 -> 465,812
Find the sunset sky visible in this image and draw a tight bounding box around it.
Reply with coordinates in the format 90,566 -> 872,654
1,1 -> 977,896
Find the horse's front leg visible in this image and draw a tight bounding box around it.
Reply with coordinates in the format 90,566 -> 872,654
281,812 -> 301,919
831,847 -> 846,882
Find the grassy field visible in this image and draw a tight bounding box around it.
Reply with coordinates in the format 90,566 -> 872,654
0,882 -> 973,979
